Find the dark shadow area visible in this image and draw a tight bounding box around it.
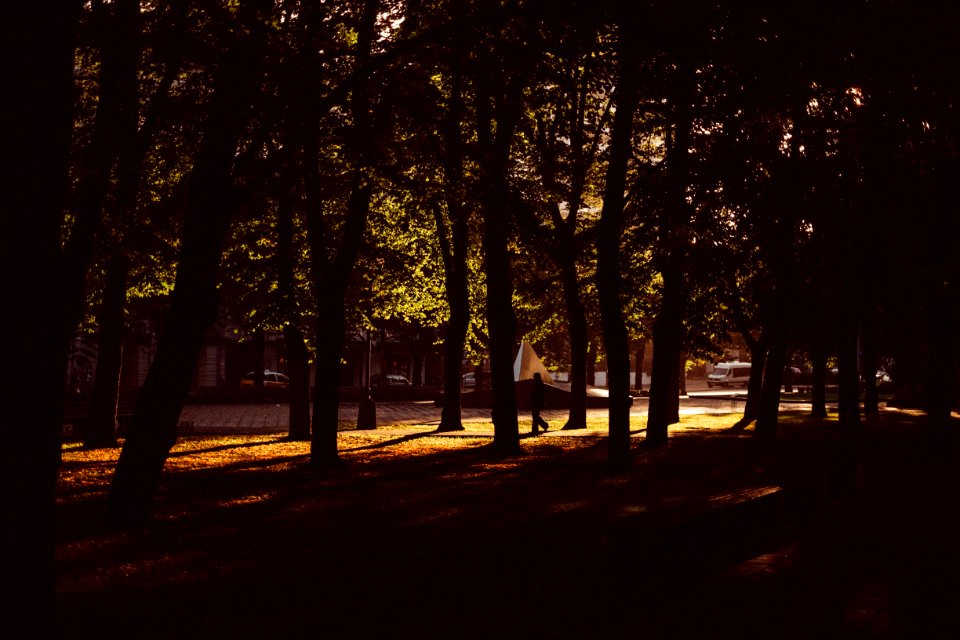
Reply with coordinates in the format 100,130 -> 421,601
56,413 -> 960,639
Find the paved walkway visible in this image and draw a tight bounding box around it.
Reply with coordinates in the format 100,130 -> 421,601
178,394 -> 795,435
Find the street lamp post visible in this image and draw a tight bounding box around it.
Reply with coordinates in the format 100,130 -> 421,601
357,329 -> 377,429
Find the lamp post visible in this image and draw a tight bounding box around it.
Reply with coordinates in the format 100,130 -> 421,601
357,328 -> 377,429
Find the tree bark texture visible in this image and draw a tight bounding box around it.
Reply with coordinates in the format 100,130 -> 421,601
634,339 -> 646,393
647,54 -> 695,445
59,0 -> 140,351
732,329 -> 767,430
276,192 -> 311,440
109,6 -> 269,523
756,306 -> 788,437
435,64 -> 470,432
648,266 -> 683,443
474,41 -> 524,454
810,343 -> 829,418
434,200 -> 470,432
306,0 -> 379,465
84,255 -> 129,448
596,28 -> 641,468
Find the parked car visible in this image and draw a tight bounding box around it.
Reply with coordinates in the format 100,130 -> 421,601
370,374 -> 411,387
462,372 -> 475,388
240,370 -> 290,387
707,362 -> 751,388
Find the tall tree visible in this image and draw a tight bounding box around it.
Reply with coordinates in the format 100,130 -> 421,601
109,1 -> 272,523
302,0 -> 382,466
596,21 -> 641,469
528,14 -> 611,431
433,51 -> 472,433
0,1 -> 81,629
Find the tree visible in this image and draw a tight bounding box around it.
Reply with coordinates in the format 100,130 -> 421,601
596,20 -> 641,469
0,1 -> 81,629
525,13 -> 612,431
109,1 -> 272,523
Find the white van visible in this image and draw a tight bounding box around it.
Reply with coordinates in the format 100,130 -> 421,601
707,362 -> 751,388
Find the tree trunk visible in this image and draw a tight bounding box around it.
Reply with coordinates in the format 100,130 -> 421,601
860,319 -> 880,416
810,345 -> 829,418
434,61 -> 470,432
311,287 -> 348,465
648,266 -> 684,443
596,29 -> 640,469
837,320 -> 861,434
1,2 -> 79,629
755,313 -> 787,437
109,7 -> 269,524
284,324 -> 311,440
560,243 -> 589,430
437,273 -> 469,432
926,284 -> 957,449
647,52 -> 694,445
474,49 -> 523,455
84,255 -> 129,448
305,0 -> 378,465
732,330 -> 767,430
275,190 -> 310,440
587,341 -> 597,386
252,328 -> 265,387
634,339 -> 646,393
59,0 -> 139,352
474,363 -> 485,392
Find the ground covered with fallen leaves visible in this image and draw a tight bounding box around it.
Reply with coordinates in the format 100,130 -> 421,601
57,411 -> 960,639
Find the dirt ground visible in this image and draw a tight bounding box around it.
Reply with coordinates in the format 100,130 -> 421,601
56,410 -> 960,639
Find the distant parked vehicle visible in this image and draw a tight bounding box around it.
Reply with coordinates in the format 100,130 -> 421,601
707,362 -> 751,388
462,372 -> 475,388
240,370 -> 290,387
371,374 -> 411,387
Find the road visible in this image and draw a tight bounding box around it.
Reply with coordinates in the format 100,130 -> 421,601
176,377 -> 791,434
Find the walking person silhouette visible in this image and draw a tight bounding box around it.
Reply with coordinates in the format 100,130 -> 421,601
530,372 -> 549,435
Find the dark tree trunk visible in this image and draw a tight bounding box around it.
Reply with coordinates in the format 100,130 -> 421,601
634,339 -> 646,393
307,174 -> 372,466
587,342 -> 597,386
284,324 -> 311,440
59,0 -> 140,351
837,320 -> 861,434
109,7 -> 269,524
533,78 -> 592,430
647,52 -> 695,445
838,124 -> 862,435
473,47 -> 524,455
305,0 -> 378,466
252,328 -> 265,387
84,255 -> 129,448
678,352 -> 687,396
596,30 -> 640,469
275,191 -> 310,439
783,349 -> 795,393
926,284 -> 957,449
755,310 -> 788,437
810,344 -> 829,418
311,287 -> 349,464
434,200 -> 470,432
473,363 -> 485,392
434,62 -> 470,432
1,2 -> 79,629
732,330 -> 767,430
860,319 -> 880,416
648,266 -> 684,443
560,239 -> 589,430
